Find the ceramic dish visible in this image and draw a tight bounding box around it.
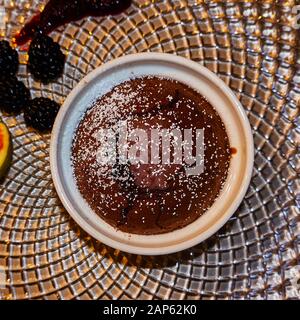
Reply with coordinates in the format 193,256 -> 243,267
50,52 -> 254,255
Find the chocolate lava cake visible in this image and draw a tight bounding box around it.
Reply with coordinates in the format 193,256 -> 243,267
71,76 -> 231,235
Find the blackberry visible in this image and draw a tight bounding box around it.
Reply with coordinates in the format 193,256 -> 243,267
28,34 -> 65,84
24,97 -> 60,132
0,77 -> 30,115
0,40 -> 19,77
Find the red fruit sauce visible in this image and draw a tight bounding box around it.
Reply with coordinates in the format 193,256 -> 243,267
15,0 -> 132,45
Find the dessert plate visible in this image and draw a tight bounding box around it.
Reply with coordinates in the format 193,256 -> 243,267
0,0 -> 299,299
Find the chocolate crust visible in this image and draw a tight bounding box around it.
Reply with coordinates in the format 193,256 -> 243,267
72,76 -> 231,235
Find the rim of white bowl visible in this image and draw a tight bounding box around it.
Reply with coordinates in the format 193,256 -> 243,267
50,53 -> 254,255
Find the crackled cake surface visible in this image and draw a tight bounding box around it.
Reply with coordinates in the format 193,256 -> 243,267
72,76 -> 231,235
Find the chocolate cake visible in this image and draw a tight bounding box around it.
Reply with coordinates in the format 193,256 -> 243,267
71,76 -> 231,235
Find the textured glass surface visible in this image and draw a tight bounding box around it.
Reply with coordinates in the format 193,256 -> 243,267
0,0 -> 299,300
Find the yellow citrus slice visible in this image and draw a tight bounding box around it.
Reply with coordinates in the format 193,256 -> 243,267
0,122 -> 12,179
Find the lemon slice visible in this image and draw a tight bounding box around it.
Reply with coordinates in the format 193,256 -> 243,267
0,122 -> 12,179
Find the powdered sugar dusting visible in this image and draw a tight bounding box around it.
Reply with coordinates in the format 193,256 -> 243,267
71,76 -> 231,235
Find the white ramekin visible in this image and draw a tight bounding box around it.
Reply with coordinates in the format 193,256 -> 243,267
50,53 -> 254,255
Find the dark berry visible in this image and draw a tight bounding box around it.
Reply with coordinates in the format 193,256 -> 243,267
28,34 -> 65,84
0,77 -> 30,115
24,97 -> 60,132
0,40 -> 19,77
